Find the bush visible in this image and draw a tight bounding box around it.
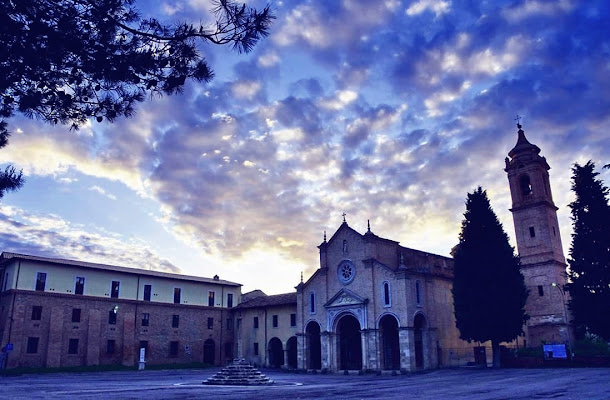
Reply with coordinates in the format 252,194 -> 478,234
573,337 -> 610,357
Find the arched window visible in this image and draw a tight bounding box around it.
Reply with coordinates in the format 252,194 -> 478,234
520,175 -> 532,196
383,282 -> 391,306
342,240 -> 348,255
415,280 -> 421,305
310,292 -> 316,314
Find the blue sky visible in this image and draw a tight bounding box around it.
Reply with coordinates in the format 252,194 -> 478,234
1,0 -> 610,294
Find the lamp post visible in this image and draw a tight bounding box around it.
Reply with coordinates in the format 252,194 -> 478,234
551,283 -> 573,359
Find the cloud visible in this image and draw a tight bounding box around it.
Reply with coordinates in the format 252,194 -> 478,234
0,205 -> 180,274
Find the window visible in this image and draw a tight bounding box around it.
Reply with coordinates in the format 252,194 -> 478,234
169,341 -> 179,356
208,291 -> 215,307
553,227 -> 557,237
226,318 -> 233,330
227,293 -> 233,308
383,282 -> 391,306
529,227 -> 536,238
68,338 -> 79,354
74,276 -> 85,295
72,308 -> 81,323
143,284 -> 152,301
172,314 -> 179,328
272,315 -> 278,328
111,281 -> 120,298
310,292 -> 316,314
173,288 -> 181,304
35,272 -> 46,291
538,285 -> 544,296
290,313 -> 296,327
31,306 -> 42,320
342,239 -> 348,255
3,272 -> 8,291
253,316 -> 259,329
416,281 -> 421,304
142,313 -> 150,327
106,340 -> 116,354
26,337 -> 39,354
0,271 -> 4,292
109,309 -> 117,325
207,317 -> 214,329
254,342 -> 259,356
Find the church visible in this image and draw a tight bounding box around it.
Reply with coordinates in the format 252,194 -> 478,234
0,124 -> 570,371
294,219 -> 462,371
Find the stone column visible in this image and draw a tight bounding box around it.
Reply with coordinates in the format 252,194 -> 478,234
296,333 -> 306,369
399,327 -> 414,372
321,331 -> 332,371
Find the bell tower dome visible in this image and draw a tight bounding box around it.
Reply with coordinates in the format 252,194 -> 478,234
505,122 -> 571,347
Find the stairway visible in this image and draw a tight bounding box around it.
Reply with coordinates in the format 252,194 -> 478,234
203,358 -> 275,385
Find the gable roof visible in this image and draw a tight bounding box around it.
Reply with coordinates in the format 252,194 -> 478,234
0,252 -> 241,287
235,292 -> 297,309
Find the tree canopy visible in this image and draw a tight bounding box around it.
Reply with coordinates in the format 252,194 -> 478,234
452,187 -> 528,367
1,0 -> 273,131
566,161 -> 610,340
0,0 -> 273,198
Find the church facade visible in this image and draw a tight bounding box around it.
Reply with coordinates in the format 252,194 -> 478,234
295,221 -> 467,372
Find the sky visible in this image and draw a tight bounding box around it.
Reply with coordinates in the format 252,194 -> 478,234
1,0 -> 610,295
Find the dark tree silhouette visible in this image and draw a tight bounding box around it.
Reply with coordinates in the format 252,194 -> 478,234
0,0 -> 273,198
1,0 -> 273,130
452,187 -> 528,368
0,121 -> 24,198
566,161 -> 610,340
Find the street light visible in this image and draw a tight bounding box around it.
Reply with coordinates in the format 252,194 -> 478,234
551,283 -> 573,359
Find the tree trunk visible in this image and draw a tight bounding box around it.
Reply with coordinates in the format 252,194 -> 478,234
491,340 -> 501,368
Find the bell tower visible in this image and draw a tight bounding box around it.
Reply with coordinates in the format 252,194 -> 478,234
505,122 -> 571,347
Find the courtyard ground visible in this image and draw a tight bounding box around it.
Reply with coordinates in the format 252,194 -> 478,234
0,367 -> 608,399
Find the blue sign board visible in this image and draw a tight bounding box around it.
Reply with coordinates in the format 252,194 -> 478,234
543,344 -> 567,359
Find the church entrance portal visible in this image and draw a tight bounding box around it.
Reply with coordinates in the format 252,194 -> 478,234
414,314 -> 426,368
268,337 -> 284,368
306,321 -> 322,369
337,314 -> 362,370
380,315 -> 400,370
203,339 -> 215,365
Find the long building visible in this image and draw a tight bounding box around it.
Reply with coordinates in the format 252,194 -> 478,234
0,252 -> 240,369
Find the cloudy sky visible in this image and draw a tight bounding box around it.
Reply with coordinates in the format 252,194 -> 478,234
1,0 -> 609,295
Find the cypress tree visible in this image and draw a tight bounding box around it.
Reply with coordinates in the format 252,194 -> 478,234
566,161 -> 610,340
452,187 -> 529,367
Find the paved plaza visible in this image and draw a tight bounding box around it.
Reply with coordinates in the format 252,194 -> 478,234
1,367 -> 608,399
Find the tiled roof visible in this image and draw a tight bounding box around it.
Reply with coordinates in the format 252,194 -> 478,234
235,292 -> 297,309
0,252 -> 241,287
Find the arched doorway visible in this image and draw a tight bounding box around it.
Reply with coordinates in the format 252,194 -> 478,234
337,314 -> 362,370
414,313 -> 426,368
268,337 -> 284,368
380,314 -> 400,370
306,321 -> 322,369
286,336 -> 297,369
203,339 -> 215,365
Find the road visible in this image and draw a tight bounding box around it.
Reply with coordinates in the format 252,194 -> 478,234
1,367 -> 608,399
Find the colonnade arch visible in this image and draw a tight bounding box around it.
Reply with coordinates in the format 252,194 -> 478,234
305,321 -> 322,369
